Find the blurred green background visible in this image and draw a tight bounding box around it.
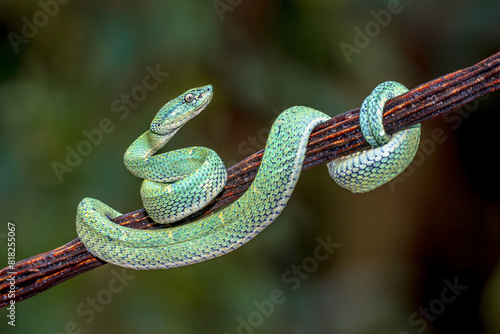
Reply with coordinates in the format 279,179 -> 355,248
1,0 -> 500,333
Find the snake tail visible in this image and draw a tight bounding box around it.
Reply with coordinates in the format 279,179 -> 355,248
328,81 -> 421,193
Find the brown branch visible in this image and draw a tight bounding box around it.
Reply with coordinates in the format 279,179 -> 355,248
1,52 -> 499,308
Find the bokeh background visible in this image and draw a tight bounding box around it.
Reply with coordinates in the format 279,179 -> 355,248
1,0 -> 500,333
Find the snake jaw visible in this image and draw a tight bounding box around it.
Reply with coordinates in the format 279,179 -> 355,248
150,85 -> 213,135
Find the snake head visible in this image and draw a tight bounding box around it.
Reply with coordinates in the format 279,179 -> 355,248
150,85 -> 213,135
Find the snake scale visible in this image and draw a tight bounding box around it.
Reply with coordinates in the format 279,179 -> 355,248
76,81 -> 420,270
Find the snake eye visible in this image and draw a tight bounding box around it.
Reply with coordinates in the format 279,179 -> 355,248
184,93 -> 194,103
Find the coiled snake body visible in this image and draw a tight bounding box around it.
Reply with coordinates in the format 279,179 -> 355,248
76,82 -> 420,270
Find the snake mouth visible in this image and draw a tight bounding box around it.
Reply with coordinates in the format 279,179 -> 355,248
183,86 -> 213,123
195,87 -> 213,112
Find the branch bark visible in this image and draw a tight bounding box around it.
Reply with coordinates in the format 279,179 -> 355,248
1,52 -> 499,308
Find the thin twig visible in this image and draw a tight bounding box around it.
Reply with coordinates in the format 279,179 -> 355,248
1,52 -> 499,308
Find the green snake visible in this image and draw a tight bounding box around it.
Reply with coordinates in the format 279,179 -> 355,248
76,81 -> 420,270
